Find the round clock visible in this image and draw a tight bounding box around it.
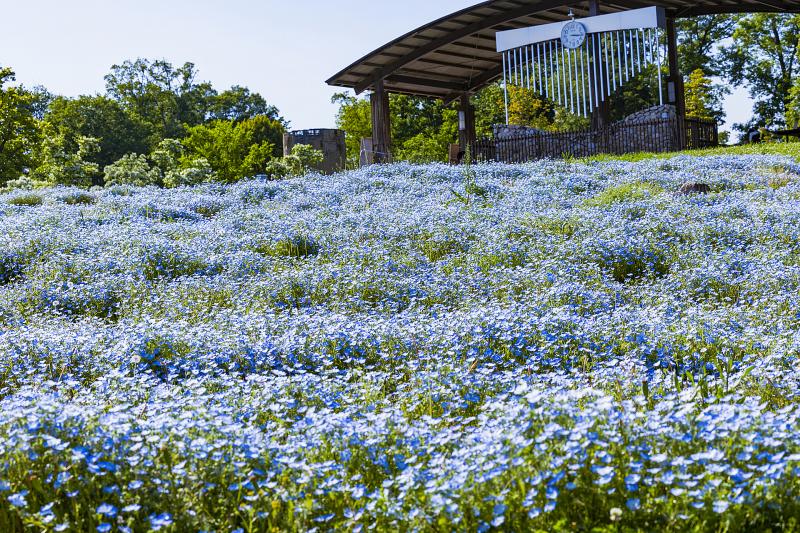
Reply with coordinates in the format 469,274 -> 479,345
561,21 -> 587,49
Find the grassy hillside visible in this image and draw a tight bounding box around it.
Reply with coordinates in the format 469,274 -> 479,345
586,140 -> 800,163
1,155 -> 800,532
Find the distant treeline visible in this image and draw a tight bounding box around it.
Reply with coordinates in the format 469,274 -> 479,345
2,14 -> 800,182
1,58 -> 321,189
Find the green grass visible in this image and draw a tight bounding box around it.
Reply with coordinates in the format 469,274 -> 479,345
585,182 -> 664,207
582,140 -> 800,163
254,235 -> 321,258
61,192 -> 97,205
7,194 -> 43,207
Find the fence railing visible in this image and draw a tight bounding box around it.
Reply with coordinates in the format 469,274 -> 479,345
684,117 -> 719,149
469,116 -> 718,163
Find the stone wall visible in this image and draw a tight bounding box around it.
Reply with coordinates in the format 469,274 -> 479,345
283,129 -> 347,174
490,105 -> 680,161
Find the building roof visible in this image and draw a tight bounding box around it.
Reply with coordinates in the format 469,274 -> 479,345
326,0 -> 800,101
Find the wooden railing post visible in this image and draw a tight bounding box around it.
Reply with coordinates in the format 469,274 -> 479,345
370,79 -> 392,164
666,18 -> 686,150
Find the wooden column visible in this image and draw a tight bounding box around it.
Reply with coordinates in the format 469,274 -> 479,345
665,18 -> 686,149
589,0 -> 610,129
458,93 -> 476,152
370,79 -> 392,163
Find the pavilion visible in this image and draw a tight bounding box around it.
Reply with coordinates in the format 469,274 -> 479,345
327,0 -> 800,162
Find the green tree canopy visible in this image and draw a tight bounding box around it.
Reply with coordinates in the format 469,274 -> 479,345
104,59 -> 216,143
45,95 -> 151,169
210,85 -> 286,125
685,69 -> 727,123
677,16 -> 737,77
182,115 -> 283,182
331,92 -> 371,166
32,129 -> 101,187
722,13 -> 800,129
0,67 -> 41,184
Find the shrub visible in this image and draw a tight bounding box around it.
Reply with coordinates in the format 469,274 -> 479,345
1,175 -> 37,191
264,144 -> 325,180
32,134 -> 101,187
586,182 -> 664,206
7,194 -> 43,206
594,243 -> 670,283
104,154 -> 161,187
256,235 -> 320,258
61,192 -> 97,205
417,236 -> 464,262
0,253 -> 23,285
263,158 -> 292,180
164,158 -> 215,188
290,143 -> 324,170
32,282 -> 120,321
191,200 -> 225,218
140,248 -> 217,280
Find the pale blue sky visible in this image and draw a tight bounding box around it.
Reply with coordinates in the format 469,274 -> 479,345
1,0 -> 750,135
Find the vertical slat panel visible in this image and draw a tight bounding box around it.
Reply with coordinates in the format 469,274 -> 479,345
502,52 -> 509,124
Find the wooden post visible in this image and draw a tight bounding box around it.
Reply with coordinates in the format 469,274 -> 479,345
370,79 -> 392,163
665,18 -> 686,149
589,0 -> 610,129
458,93 -> 476,154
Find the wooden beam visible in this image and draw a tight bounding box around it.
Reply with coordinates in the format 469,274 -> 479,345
354,0 -> 587,94
385,75 -> 467,91
666,17 -> 687,149
370,80 -> 392,164
458,94 -> 477,151
676,2 -> 800,16
750,0 -> 793,11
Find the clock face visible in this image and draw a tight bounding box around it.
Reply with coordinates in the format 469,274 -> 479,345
561,21 -> 587,49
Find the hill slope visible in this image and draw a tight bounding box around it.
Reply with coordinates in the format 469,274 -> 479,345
1,157 -> 800,531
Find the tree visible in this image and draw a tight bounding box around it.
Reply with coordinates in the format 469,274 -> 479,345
391,95 -> 458,163
332,92 -> 371,166
264,144 -> 324,179
684,69 -> 726,122
104,59 -> 216,143
333,92 -> 459,164
163,158 -> 213,188
26,86 -> 54,121
472,84 -> 507,138
210,86 -> 286,125
182,115 -> 283,182
722,14 -> 800,128
786,81 -> 800,129
0,67 -> 41,184
677,16 -> 737,76
45,95 -> 151,169
32,129 -> 101,187
506,86 -> 555,129
103,153 -> 160,187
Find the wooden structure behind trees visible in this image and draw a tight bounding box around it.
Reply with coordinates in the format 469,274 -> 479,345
327,0 -> 800,160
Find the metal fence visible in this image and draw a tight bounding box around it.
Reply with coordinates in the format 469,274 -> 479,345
469,117 -> 718,163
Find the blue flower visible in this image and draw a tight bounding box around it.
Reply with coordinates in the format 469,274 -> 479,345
149,513 -> 173,530
713,500 -> 729,513
8,492 -> 27,508
97,503 -> 117,517
626,498 -> 641,511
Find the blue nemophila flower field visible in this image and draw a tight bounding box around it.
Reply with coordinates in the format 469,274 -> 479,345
1,156 -> 800,532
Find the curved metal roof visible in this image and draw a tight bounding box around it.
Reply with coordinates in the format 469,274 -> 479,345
327,0 -> 800,101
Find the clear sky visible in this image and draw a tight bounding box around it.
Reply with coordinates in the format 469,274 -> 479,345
1,0 -> 751,135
